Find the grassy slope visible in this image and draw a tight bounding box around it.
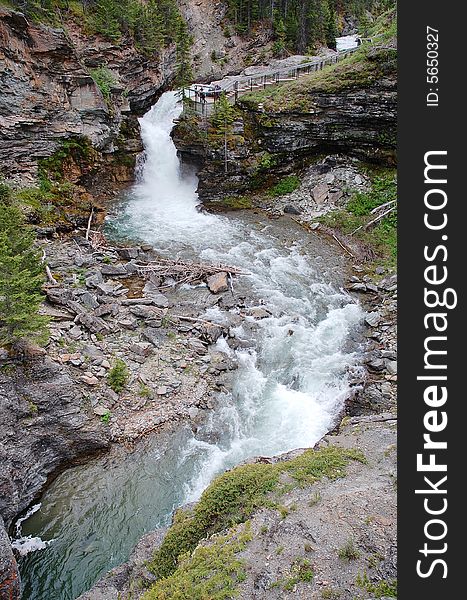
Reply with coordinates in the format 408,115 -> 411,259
143,447 -> 365,597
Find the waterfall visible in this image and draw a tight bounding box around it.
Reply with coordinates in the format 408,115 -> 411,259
17,91 -> 364,600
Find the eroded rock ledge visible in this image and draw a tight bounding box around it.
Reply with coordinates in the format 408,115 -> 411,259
0,6 -> 176,185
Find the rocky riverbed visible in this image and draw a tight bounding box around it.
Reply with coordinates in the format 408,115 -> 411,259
0,231 -> 248,597
0,203 -> 396,599
62,224 -> 397,600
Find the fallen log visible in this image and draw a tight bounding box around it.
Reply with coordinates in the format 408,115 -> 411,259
133,258 -> 248,288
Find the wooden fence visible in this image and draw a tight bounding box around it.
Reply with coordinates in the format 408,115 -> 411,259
182,46 -> 360,115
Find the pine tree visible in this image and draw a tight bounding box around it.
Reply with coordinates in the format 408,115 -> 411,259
273,17 -> 287,57
324,1 -> 339,48
0,187 -> 49,349
174,18 -> 193,88
211,92 -> 236,133
211,93 -> 236,173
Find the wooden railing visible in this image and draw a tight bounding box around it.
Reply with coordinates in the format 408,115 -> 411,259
182,46 -> 360,115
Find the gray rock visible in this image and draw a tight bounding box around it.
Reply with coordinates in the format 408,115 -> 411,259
143,283 -> 169,308
385,359 -> 397,375
118,317 -> 138,330
365,311 -> 381,327
122,298 -> 154,306
117,247 -> 140,260
129,305 -> 163,320
101,264 -> 128,277
85,272 -> 104,288
188,407 -> 199,420
94,304 -> 119,318
130,342 -> 153,358
96,282 -> 122,296
81,375 -> 99,386
69,325 -> 83,340
283,204 -> 301,215
312,182 -> 328,205
76,313 -> 111,334
249,307 -> 271,319
367,358 -> 386,372
327,190 -> 343,204
79,292 -> 99,310
123,261 -> 139,275
74,255 -> 95,268
348,282 -> 367,292
142,328 -> 164,347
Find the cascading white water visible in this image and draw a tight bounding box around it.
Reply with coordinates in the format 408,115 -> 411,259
17,91 -> 364,600
113,91 -> 364,501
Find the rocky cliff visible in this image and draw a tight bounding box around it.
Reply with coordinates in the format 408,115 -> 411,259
0,6 -> 178,187
173,43 -> 397,206
0,2 -> 277,191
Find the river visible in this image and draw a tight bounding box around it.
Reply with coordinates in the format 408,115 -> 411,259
16,91 -> 364,599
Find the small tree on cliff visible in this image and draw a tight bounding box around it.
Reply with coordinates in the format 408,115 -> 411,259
211,92 -> 236,173
0,185 -> 49,350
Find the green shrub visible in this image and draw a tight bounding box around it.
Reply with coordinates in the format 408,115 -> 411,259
107,358 -> 129,392
356,572 -> 397,598
338,539 -> 360,561
147,446 -> 364,581
90,67 -> 118,100
268,175 -> 301,196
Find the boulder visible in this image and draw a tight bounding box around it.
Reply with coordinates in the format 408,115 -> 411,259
142,283 -> 170,308
117,247 -> 140,260
365,311 -> 381,327
207,272 -> 229,294
283,204 -> 301,215
129,305 -> 164,320
312,182 -> 328,205
101,264 -> 128,277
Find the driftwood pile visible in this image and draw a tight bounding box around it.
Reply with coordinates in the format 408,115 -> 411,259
134,257 -> 248,289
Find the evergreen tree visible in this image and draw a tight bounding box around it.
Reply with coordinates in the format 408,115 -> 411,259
0,186 -> 49,349
174,18 -> 193,88
211,92 -> 236,133
273,17 -> 287,57
211,92 -> 236,173
324,1 -> 339,48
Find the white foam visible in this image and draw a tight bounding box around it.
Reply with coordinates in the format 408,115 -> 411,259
12,504 -> 54,556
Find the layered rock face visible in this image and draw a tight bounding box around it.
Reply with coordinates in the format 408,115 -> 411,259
173,74 -> 396,204
0,7 -> 176,183
0,357 -> 111,599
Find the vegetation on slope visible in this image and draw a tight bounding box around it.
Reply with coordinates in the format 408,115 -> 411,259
224,0 -> 395,53
143,524 -> 253,600
317,168 -> 397,270
7,0 -> 189,59
146,446 -> 365,586
0,183 -> 49,349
